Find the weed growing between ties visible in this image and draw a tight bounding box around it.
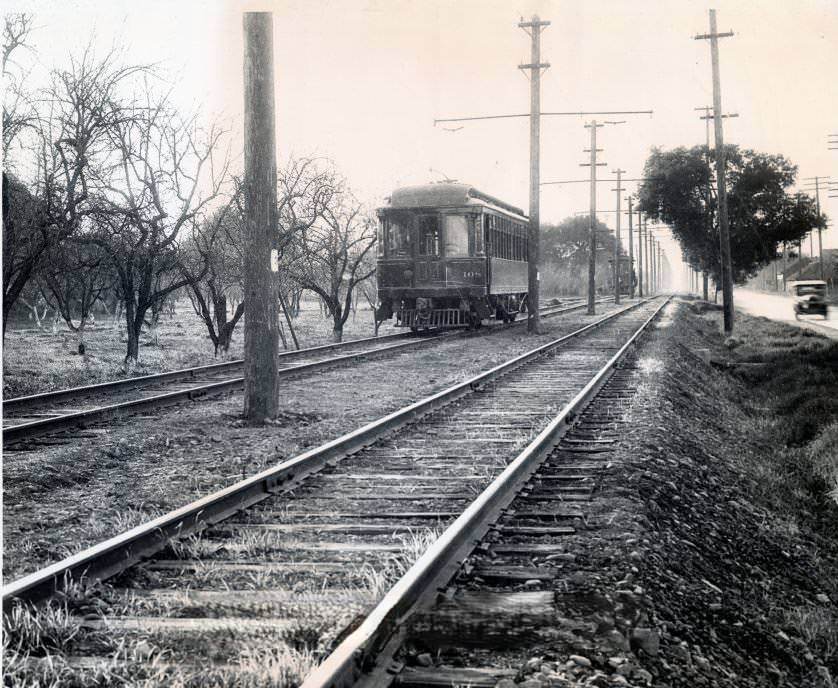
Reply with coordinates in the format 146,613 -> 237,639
2,528 -> 443,686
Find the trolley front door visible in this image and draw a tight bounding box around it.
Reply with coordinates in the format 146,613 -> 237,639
414,215 -> 444,286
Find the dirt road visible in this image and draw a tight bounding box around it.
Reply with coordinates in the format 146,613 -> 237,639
734,288 -> 838,340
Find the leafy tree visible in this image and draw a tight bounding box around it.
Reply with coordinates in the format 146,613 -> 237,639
539,215 -> 624,296
637,145 -> 824,287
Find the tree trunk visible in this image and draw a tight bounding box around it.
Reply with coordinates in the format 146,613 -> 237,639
77,320 -> 88,359
278,291 -> 299,350
702,272 -> 709,301
332,324 -> 343,343
123,302 -> 141,371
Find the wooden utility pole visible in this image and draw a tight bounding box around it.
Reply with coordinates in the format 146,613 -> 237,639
612,169 -> 625,304
582,121 -> 606,314
627,195 -> 635,298
242,12 -> 280,422
519,15 -> 550,333
657,243 -> 663,292
637,209 -> 644,297
803,175 -> 828,281
696,105 -> 737,301
696,9 -> 735,332
646,224 -> 653,295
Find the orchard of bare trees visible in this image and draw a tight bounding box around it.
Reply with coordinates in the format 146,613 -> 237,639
2,14 -> 378,368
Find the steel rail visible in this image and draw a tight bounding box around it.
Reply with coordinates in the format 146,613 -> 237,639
2,299 -> 605,445
3,298 -> 597,413
1,298 -> 652,611
302,296 -> 671,688
1,337 -> 443,445
3,331 -> 417,412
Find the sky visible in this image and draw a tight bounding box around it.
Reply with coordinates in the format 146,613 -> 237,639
5,0 -> 838,286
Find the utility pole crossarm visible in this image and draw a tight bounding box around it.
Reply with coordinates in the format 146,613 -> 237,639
694,30 -> 734,40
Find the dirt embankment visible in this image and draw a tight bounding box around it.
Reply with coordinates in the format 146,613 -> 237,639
587,300 -> 838,687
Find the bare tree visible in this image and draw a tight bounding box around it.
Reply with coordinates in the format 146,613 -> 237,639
181,199 -> 244,356
288,186 -> 377,342
3,46 -> 148,336
2,14 -> 37,158
38,241 -> 114,352
86,88 -> 230,369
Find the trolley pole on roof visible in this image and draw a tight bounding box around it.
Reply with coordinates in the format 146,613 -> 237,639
695,9 -> 735,332
242,12 -> 281,422
612,169 -> 626,304
519,15 -> 550,333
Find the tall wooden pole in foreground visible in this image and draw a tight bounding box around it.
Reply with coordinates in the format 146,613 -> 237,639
519,15 -> 550,333
242,12 -> 280,422
696,9 -> 735,332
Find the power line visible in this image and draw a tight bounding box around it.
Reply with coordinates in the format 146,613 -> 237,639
433,110 -> 653,125
541,177 -> 651,186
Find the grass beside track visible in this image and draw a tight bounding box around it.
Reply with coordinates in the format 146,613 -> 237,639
692,300 -> 838,505
2,301 -> 400,398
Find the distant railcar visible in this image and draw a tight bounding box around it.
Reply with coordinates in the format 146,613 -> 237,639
375,183 -> 529,329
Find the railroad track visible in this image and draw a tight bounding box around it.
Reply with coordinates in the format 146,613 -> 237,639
2,296 -> 663,687
307,297 -> 671,688
1,297 -> 607,448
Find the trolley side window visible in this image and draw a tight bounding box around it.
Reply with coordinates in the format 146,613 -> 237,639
377,218 -> 385,256
387,216 -> 412,257
443,214 -> 469,257
418,216 -> 440,256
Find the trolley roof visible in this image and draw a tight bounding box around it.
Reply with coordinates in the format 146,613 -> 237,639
382,183 -> 527,220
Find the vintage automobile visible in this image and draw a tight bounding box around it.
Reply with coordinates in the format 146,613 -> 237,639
790,280 -> 829,319
375,183 -> 529,329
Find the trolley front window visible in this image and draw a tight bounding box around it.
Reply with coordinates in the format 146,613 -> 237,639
443,215 -> 469,256
387,216 -> 412,257
419,216 -> 440,256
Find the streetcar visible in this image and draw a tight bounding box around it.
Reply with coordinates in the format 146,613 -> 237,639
375,183 -> 529,329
